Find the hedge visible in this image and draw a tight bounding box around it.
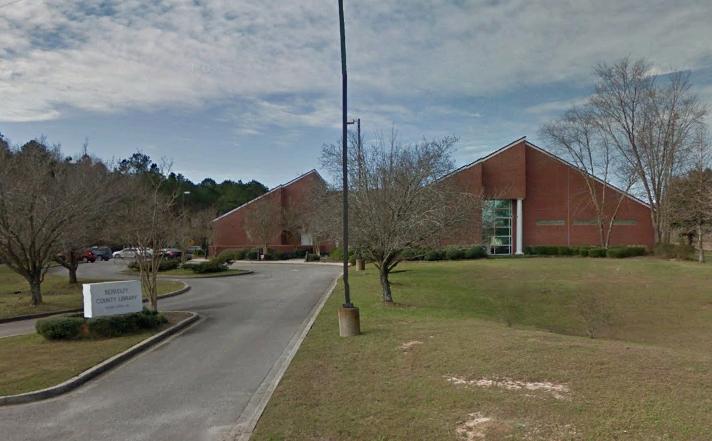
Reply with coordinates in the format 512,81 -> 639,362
606,246 -> 646,258
36,309 -> 167,340
190,259 -> 228,274
127,258 -> 180,272
526,245 -> 646,258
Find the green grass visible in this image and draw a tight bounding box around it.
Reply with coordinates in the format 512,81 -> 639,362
252,257 -> 712,441
0,312 -> 186,396
0,265 -> 184,320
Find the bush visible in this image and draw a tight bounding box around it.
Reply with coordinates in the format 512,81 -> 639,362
588,247 -> 607,257
445,246 -> 467,260
88,309 -> 166,338
525,246 -> 561,256
401,247 -> 426,261
464,245 -> 487,259
36,310 -> 167,340
127,258 -> 180,272
558,246 -> 576,256
215,249 -> 247,264
246,249 -> 259,260
305,253 -> 321,262
192,249 -> 205,257
606,246 -> 646,258
654,243 -> 694,260
578,247 -> 591,257
424,249 -> 446,261
190,259 -> 228,274
36,316 -> 85,340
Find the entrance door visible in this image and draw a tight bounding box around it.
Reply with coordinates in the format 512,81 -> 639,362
482,199 -> 512,255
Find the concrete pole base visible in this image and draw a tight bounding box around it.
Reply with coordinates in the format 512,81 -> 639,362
338,306 -> 360,337
355,259 -> 365,271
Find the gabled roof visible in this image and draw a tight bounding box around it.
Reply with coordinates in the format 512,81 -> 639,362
443,137 -> 650,209
212,169 -> 323,222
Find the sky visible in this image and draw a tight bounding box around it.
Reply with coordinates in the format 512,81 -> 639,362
1,0 -> 712,188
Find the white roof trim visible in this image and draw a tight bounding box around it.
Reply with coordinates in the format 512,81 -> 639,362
443,136 -> 650,209
212,169 -> 322,222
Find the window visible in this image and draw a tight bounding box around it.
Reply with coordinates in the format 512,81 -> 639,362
482,200 -> 512,255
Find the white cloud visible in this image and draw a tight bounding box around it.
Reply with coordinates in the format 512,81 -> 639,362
1,0 -> 711,125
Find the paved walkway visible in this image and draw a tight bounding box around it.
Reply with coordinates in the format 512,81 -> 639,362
0,261 -> 340,441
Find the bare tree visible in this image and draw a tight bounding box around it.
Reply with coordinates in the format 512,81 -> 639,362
0,140 -> 98,305
323,134 -> 480,303
120,164 -> 178,311
54,152 -> 120,283
284,180 -> 338,255
669,127 -> 712,262
244,197 -> 282,257
541,106 -> 635,248
590,58 -> 707,243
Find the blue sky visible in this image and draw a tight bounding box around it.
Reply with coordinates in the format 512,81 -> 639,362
2,0 -> 712,187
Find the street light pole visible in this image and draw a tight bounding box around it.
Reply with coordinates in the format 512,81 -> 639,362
337,0 -> 360,337
339,0 -> 351,308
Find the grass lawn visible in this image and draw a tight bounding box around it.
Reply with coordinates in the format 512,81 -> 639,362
252,257 -> 712,441
0,265 -> 185,320
0,312 -> 187,396
122,267 -> 250,278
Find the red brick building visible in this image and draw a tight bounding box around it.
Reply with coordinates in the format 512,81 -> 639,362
210,170 -> 327,256
444,137 -> 654,254
211,137 -> 654,257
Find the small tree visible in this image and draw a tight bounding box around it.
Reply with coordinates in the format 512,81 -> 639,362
244,197 -> 282,257
120,164 -> 178,311
669,127 -> 712,262
322,134 -> 480,303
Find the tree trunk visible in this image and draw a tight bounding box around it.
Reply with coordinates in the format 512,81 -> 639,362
29,275 -> 43,306
697,223 -> 705,263
379,268 -> 393,303
68,266 -> 78,284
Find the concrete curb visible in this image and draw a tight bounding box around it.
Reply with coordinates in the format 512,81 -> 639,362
0,311 -> 200,407
155,270 -> 254,279
225,274 -> 341,441
0,281 -> 191,324
233,260 -> 344,267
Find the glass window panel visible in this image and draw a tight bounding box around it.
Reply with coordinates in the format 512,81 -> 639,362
495,227 -> 511,236
494,218 -> 511,227
495,236 -> 511,245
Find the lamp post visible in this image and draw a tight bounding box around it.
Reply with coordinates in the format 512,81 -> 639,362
181,191 -> 190,264
337,0 -> 360,337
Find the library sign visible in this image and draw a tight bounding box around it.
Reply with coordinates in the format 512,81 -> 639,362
83,280 -> 143,318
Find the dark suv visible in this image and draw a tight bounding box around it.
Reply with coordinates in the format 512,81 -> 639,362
91,246 -> 112,261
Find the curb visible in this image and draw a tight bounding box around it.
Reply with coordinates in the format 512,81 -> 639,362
0,311 -> 200,406
225,273 -> 341,441
0,281 -> 191,324
155,270 -> 254,279
234,260 -> 344,267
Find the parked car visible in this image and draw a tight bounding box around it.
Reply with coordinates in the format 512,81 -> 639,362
186,246 -> 203,257
81,249 -> 96,263
113,248 -> 136,259
160,248 -> 182,259
91,246 -> 112,261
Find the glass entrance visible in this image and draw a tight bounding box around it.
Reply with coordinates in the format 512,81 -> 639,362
482,199 -> 512,255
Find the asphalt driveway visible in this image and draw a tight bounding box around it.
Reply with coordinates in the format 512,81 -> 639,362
0,261 -> 341,441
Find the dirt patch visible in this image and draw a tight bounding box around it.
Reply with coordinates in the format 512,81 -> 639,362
446,376 -> 571,400
455,412 -> 493,441
399,340 -> 423,351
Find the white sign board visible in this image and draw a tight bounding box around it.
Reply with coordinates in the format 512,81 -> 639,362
83,280 -> 143,318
